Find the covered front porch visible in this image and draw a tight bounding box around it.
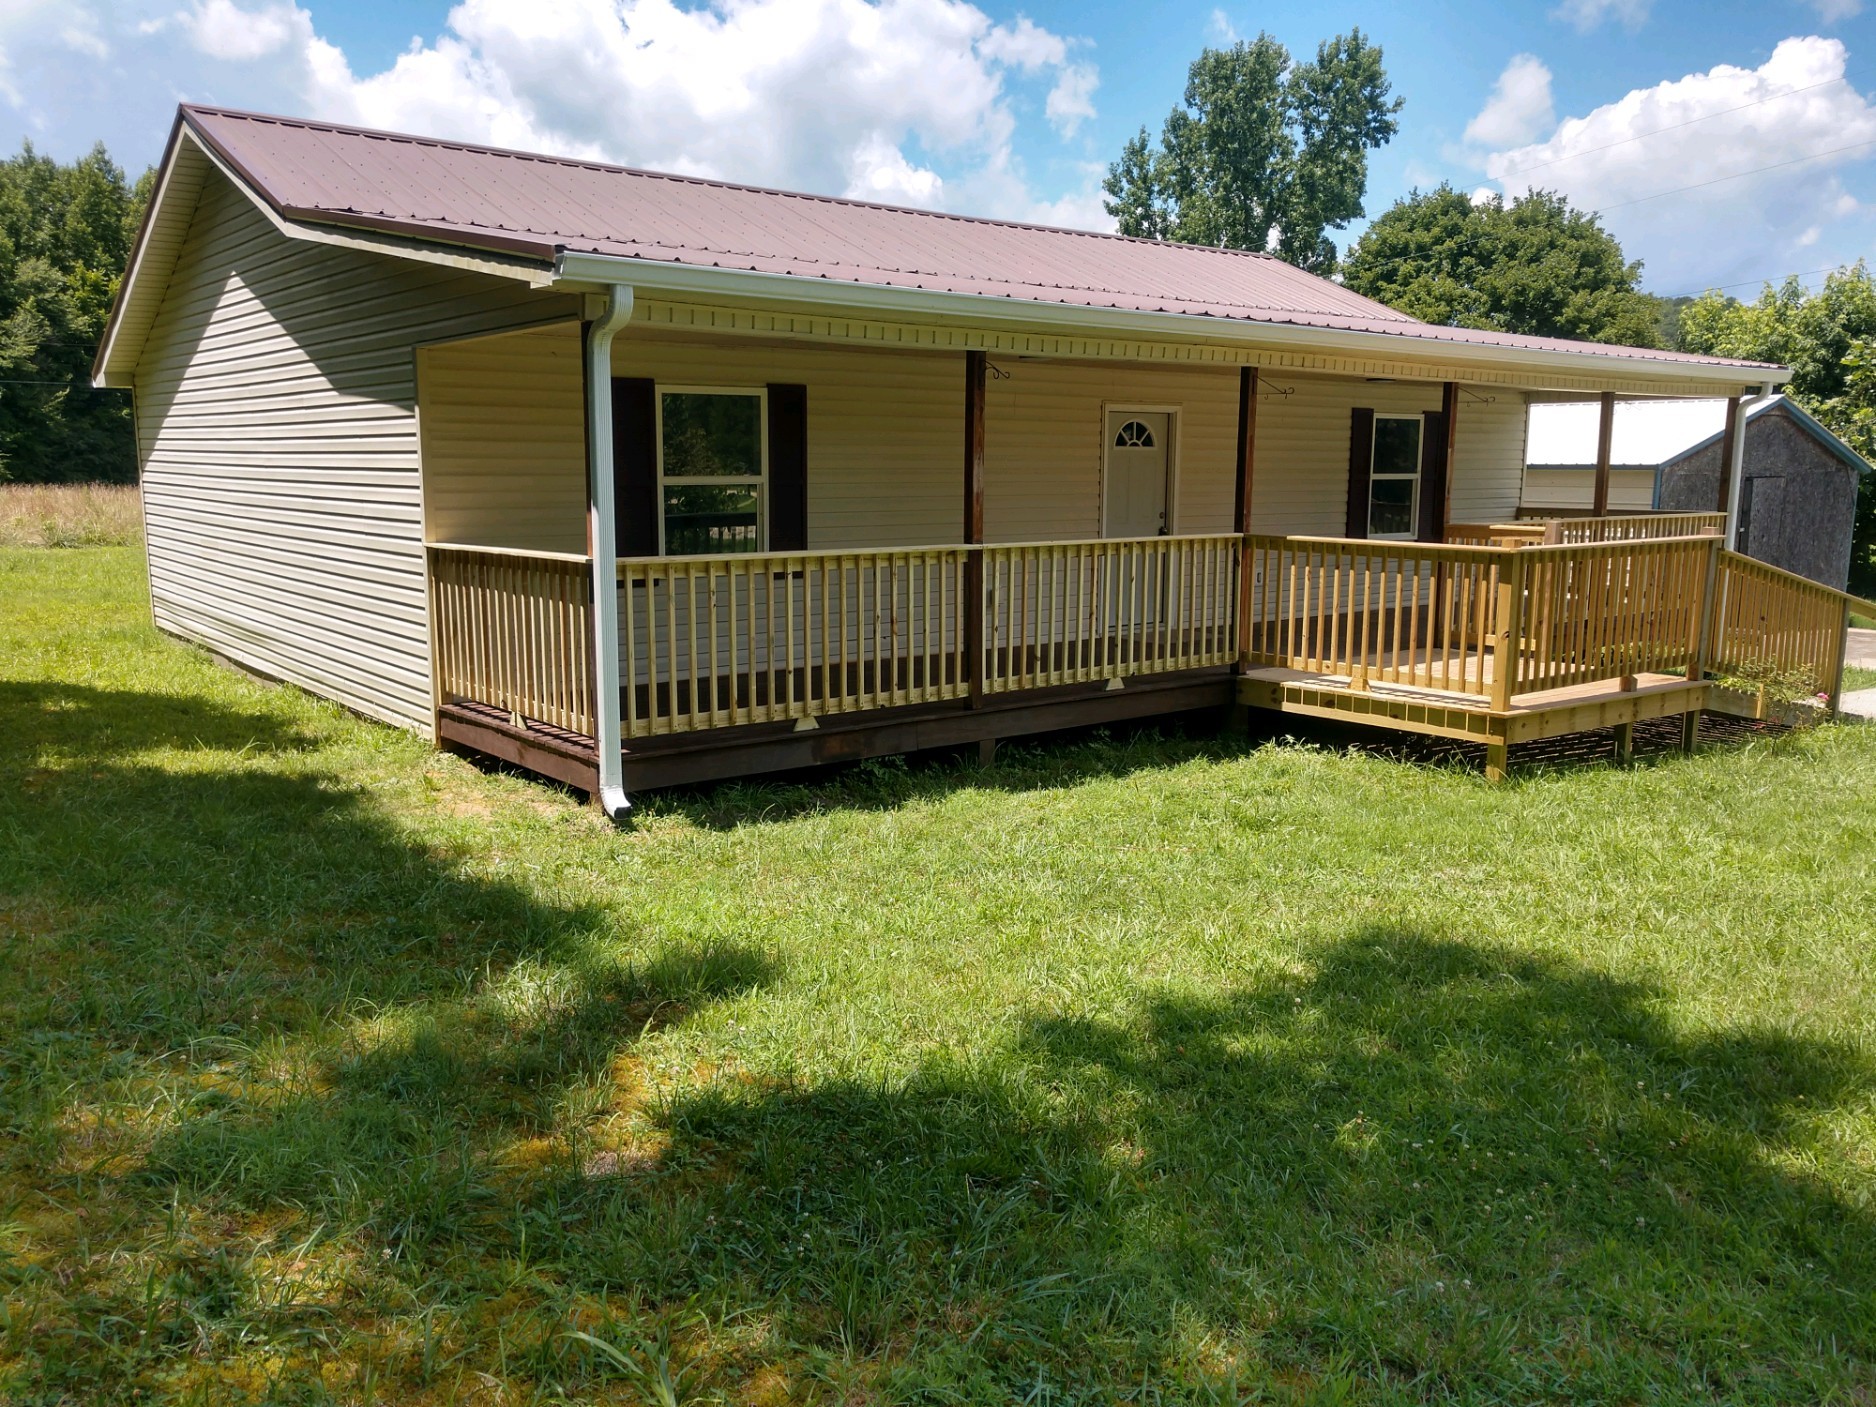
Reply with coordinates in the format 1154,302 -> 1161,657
414,316 -> 1859,801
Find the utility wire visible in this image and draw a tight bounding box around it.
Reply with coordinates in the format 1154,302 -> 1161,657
1595,136 -> 1876,212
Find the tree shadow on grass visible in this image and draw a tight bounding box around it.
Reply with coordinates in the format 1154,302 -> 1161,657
641,710 -> 1249,830
542,930 -> 1876,1402
0,680 -> 780,1400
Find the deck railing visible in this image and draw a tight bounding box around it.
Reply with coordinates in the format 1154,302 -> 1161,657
427,526 -> 1860,749
1709,550 -> 1849,699
427,544 -> 596,736
1243,535 -> 1507,697
1448,512 -> 1725,547
1507,537 -> 1711,700
981,535 -> 1241,692
618,548 -> 971,737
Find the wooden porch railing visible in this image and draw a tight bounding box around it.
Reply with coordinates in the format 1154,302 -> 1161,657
618,548 -> 971,737
427,544 -> 595,736
426,528 -> 1862,752
1709,550 -> 1850,700
1447,511 -> 1725,547
981,535 -> 1241,692
1243,535 -> 1509,697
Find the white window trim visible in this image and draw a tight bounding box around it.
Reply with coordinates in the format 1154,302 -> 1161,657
1368,412 -> 1423,542
1100,403 -> 1181,538
654,384 -> 769,555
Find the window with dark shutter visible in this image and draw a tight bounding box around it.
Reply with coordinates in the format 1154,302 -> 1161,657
1417,409 -> 1449,543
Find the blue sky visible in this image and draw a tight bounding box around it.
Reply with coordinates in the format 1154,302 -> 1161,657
3,0 -> 1871,295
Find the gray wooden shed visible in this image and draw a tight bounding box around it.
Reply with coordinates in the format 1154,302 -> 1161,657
1657,397 -> 1868,591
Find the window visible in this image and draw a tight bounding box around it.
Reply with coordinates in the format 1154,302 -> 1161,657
1368,414 -> 1423,539
1113,419 -> 1156,448
658,389 -> 765,554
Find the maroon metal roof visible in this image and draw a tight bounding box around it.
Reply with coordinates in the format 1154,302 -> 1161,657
178,104 -> 1781,374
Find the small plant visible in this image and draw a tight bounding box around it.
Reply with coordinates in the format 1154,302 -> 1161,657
1712,658 -> 1824,707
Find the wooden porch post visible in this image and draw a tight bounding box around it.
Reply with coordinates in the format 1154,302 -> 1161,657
963,350 -> 988,718
1440,380 -> 1460,537
1233,366 -> 1258,671
1591,390 -> 1615,517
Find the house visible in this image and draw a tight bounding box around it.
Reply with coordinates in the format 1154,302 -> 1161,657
94,105 -> 1870,814
1521,396 -> 1869,589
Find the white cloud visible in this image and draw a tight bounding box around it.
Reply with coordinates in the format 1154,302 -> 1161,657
1046,62 -> 1097,137
1552,0 -> 1649,31
0,0 -> 1105,227
1806,0 -> 1862,21
1463,54 -> 1554,149
1475,36 -> 1876,290
1207,9 -> 1238,44
180,0 -> 306,61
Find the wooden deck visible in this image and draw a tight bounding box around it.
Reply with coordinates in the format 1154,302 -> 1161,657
424,517 -> 1872,795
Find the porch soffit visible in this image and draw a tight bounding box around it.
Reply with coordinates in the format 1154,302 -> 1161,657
624,296 -> 1763,400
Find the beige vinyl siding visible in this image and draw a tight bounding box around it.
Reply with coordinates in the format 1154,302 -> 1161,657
1521,467 -> 1658,515
1252,372 -> 1529,534
984,360 -> 1240,541
420,323 -> 588,553
134,168 -> 578,733
1448,393 -> 1529,524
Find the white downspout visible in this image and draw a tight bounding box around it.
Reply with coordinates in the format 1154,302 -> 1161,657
585,284 -> 634,822
1723,380 -> 1778,551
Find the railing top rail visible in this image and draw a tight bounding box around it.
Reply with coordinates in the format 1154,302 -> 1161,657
616,532 -> 1243,573
1246,532 -> 1517,559
1720,547 -> 1876,615
427,541 -> 593,565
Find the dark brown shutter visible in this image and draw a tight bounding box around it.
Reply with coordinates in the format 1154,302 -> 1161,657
767,383 -> 808,551
1417,409 -> 1449,543
1345,407 -> 1375,539
612,377 -> 658,556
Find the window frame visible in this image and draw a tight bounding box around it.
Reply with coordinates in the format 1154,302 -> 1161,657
654,384 -> 770,556
1367,412 -> 1424,542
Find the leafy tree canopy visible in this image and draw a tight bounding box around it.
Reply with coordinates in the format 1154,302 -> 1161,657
0,141 -> 151,483
1340,184 -> 1659,347
1675,264 -> 1876,593
1102,31 -> 1401,273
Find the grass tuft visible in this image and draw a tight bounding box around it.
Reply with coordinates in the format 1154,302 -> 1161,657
4,546 -> 1876,1402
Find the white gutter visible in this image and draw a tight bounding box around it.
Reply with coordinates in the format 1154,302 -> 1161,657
585,284 -> 634,822
552,250 -> 1786,394
1723,381 -> 1779,550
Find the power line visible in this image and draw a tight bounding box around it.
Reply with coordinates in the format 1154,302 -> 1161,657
1492,76 -> 1852,180
1595,136 -> 1876,212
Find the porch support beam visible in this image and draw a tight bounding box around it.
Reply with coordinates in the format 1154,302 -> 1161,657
1440,381 -> 1460,536
584,284 -> 636,822
1592,390 -> 1616,517
1714,393 -> 1741,518
1234,367 -> 1258,671
964,349 -> 987,707
1722,391 -> 1755,550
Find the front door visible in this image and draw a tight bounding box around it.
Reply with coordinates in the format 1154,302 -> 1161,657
1104,410 -> 1170,538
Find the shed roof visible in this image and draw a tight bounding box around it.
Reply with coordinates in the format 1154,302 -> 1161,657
155,105 -> 1782,375
1528,395 -> 1872,475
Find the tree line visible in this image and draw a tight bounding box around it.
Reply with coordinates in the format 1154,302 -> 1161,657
0,143 -> 150,483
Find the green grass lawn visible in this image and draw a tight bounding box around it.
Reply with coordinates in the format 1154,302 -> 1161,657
4,547 -> 1876,1405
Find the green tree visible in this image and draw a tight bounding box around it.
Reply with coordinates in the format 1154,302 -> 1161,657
1676,264 -> 1876,594
0,141 -> 149,483
1340,184 -> 1660,346
1103,31 -> 1401,272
